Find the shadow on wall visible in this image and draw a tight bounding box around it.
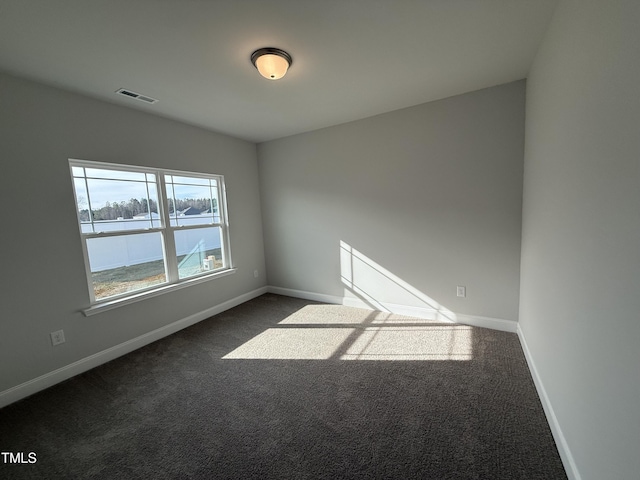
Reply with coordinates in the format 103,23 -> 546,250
340,240 -> 456,322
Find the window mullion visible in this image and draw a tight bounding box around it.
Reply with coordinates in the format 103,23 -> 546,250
218,178 -> 232,268
82,171 -> 96,233
144,176 -> 154,229
83,228 -> 163,239
158,173 -> 178,283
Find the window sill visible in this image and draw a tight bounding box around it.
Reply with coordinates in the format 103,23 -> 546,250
82,268 -> 237,317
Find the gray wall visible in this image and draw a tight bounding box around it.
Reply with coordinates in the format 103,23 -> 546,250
519,1 -> 640,479
0,72 -> 266,393
259,81 -> 525,322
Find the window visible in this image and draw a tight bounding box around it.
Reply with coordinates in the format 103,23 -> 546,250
70,159 -> 232,305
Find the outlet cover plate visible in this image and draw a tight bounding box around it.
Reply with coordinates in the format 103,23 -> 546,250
50,330 -> 66,346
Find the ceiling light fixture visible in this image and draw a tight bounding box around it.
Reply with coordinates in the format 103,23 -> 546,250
251,48 -> 292,80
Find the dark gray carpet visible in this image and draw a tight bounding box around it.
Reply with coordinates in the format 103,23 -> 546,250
0,294 -> 567,479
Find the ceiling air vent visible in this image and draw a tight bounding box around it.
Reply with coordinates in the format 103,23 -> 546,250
116,88 -> 158,104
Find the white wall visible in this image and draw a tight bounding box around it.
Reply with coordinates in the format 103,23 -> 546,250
259,81 -> 525,324
519,1 -> 640,479
0,72 -> 266,396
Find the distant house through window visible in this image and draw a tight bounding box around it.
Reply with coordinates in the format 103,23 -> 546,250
69,159 -> 233,305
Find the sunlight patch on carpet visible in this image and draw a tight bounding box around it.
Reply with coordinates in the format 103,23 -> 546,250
340,326 -> 473,361
222,328 -> 354,360
222,324 -> 473,361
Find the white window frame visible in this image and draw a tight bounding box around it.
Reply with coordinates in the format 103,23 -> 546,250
69,159 -> 234,315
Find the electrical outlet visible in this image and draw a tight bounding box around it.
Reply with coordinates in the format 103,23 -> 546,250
456,286 -> 466,298
50,330 -> 66,346
254,269 -> 259,278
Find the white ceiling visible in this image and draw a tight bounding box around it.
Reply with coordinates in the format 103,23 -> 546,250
0,0 -> 558,143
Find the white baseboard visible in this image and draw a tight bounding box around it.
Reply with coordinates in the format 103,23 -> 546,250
0,286 -> 269,409
517,324 -> 580,480
267,286 -> 517,332
456,313 -> 517,333
267,286 -> 344,305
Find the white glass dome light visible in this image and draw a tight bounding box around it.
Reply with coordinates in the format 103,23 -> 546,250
251,48 -> 293,80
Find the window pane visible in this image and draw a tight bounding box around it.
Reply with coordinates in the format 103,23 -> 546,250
166,175 -> 219,227
73,177 -> 90,224
81,176 -> 160,232
175,227 -> 223,279
165,174 -> 210,186
87,232 -> 167,300
85,168 -> 146,181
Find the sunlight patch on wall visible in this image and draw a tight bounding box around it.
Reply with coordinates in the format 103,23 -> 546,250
340,241 -> 456,322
